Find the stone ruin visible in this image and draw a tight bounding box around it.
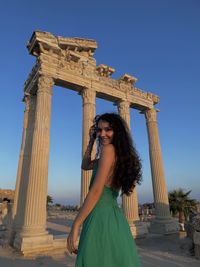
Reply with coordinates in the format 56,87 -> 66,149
9,31 -> 180,255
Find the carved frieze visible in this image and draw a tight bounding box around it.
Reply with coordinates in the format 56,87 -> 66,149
39,53 -> 98,80
147,92 -> 160,104
98,76 -> 119,90
130,87 -> 159,105
119,82 -> 132,95
82,62 -> 98,79
132,87 -> 148,99
92,81 -> 125,100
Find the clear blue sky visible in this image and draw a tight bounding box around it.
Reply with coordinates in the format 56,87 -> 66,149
0,0 -> 199,205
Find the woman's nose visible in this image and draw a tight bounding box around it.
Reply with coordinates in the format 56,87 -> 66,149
100,130 -> 106,137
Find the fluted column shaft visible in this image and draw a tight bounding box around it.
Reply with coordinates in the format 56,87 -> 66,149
117,100 -> 140,222
80,88 -> 96,205
17,76 -> 54,237
145,108 -> 171,219
13,95 -> 30,220
13,94 -> 36,232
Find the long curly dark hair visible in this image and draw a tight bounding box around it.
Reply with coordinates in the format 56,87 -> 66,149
94,113 -> 142,196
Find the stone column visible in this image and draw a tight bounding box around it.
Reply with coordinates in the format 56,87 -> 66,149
12,94 -> 30,220
80,88 -> 96,205
117,100 -> 147,238
12,94 -> 37,237
145,108 -> 179,234
13,75 -> 54,254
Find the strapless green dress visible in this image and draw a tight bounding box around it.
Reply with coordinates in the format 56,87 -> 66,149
75,166 -> 141,267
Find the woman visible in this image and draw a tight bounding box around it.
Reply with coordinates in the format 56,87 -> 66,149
67,113 -> 142,266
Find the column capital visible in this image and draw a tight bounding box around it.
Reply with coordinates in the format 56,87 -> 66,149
117,100 -> 130,127
37,75 -> 54,95
22,94 -> 36,130
144,108 -> 159,122
81,87 -> 96,105
117,100 -> 130,111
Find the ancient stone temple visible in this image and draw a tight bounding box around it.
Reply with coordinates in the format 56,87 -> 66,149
12,31 -> 178,255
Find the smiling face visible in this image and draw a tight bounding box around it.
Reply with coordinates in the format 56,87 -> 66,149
97,120 -> 114,146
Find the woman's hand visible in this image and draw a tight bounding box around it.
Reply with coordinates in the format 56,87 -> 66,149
89,124 -> 97,140
67,223 -> 80,254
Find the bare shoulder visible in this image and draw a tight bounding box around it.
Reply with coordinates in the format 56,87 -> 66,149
101,144 -> 115,157
99,145 -> 116,175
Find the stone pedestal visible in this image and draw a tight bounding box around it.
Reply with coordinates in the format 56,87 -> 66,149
80,88 -> 96,205
14,234 -> 54,256
149,218 -> 179,234
145,109 -> 179,234
118,100 -> 148,238
13,76 -> 54,254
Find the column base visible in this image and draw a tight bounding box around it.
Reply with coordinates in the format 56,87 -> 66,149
13,233 -> 54,256
129,221 -> 148,239
149,217 -> 179,234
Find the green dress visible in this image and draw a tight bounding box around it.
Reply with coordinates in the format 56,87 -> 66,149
75,165 -> 141,267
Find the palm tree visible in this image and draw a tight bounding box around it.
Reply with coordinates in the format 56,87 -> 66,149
168,188 -> 197,225
47,195 -> 53,206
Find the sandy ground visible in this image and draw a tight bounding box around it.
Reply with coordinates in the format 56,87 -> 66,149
0,213 -> 199,267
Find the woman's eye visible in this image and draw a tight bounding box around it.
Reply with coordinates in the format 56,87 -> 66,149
105,128 -> 112,131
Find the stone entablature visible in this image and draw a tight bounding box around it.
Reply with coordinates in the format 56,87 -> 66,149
27,31 -> 97,57
24,31 -> 159,110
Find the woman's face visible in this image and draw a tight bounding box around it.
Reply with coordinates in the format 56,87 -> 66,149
97,120 -> 114,146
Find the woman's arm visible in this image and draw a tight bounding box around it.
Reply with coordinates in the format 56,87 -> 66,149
75,144 -> 115,226
81,137 -> 96,170
67,144 -> 115,253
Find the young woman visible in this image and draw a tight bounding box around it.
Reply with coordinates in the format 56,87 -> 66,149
67,113 -> 142,267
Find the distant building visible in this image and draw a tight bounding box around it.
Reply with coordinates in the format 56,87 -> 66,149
0,189 -> 15,202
